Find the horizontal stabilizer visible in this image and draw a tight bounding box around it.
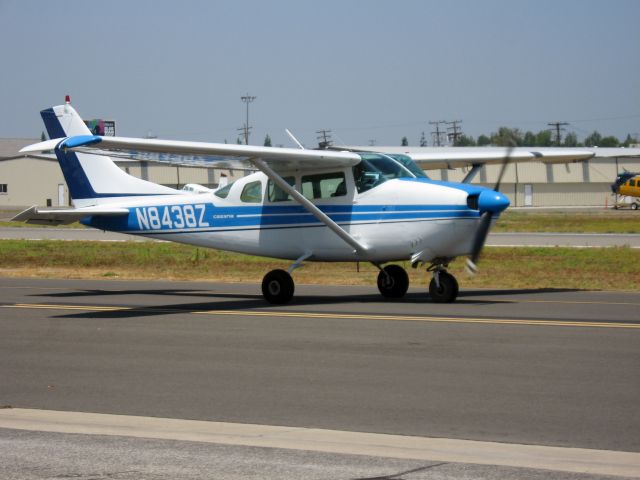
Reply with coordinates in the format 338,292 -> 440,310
19,138 -> 63,153
12,205 -> 129,226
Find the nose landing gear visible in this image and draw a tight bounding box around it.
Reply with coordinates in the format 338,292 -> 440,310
427,262 -> 459,303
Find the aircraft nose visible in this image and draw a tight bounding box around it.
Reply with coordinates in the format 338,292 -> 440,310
477,189 -> 510,214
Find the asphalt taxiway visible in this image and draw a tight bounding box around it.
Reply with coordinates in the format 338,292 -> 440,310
1,277 -> 639,479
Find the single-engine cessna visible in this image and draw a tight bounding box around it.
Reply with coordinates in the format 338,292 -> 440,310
16,99 -> 600,304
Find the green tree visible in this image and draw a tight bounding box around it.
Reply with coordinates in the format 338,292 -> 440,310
563,132 -> 578,147
522,131 -> 536,146
535,130 -> 553,147
401,136 -> 408,146
477,134 -> 491,146
600,136 -> 620,147
584,131 -> 602,147
454,134 -> 476,146
236,137 -> 243,145
490,127 -> 523,146
622,134 -> 635,147
40,131 -> 47,142
264,134 -> 272,147
419,132 -> 427,147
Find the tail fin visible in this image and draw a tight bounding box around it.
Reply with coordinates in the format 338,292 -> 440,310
41,101 -> 178,207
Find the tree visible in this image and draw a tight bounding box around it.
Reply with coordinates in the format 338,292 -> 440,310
535,130 -> 553,147
490,127 -> 523,146
622,134 -> 635,148
454,134 -> 476,146
584,131 -> 602,147
419,132 -> 427,147
522,131 -> 536,146
477,134 -> 491,146
600,136 -> 620,147
401,136 -> 408,146
40,131 -> 47,142
563,132 -> 578,147
264,134 -> 272,147
236,137 -> 243,145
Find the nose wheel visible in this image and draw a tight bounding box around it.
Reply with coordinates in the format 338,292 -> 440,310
428,268 -> 459,303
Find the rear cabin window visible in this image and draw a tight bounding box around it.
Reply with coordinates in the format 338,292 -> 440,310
301,172 -> 346,200
240,181 -> 263,203
268,176 -> 295,202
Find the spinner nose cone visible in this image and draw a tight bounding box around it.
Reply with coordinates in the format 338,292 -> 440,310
478,189 -> 510,214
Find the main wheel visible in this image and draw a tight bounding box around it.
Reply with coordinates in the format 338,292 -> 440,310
377,265 -> 409,298
262,269 -> 295,304
429,271 -> 459,303
632,203 -> 638,210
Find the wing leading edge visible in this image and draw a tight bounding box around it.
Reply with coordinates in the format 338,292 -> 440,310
23,135 -> 363,172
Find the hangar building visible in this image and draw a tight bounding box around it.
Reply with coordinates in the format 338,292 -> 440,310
1,138 -> 639,210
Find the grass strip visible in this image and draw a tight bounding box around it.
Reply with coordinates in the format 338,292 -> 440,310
1,239 -> 638,291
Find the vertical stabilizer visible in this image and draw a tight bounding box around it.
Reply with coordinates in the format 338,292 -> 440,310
41,102 -> 178,207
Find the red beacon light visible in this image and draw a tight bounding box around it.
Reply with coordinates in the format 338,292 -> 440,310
65,95 -> 71,104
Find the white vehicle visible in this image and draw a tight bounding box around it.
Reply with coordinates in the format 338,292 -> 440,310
16,99 -> 599,304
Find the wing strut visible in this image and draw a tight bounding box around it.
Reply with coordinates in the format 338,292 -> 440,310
250,158 -> 368,256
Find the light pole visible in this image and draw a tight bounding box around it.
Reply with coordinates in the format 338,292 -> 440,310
240,94 -> 256,145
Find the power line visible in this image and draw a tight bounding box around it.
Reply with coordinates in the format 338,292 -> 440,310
547,121 -> 569,145
316,129 -> 333,149
446,120 -> 463,144
429,120 -> 447,147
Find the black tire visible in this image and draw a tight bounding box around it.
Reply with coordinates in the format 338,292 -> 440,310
429,271 -> 459,303
262,269 -> 295,304
377,264 -> 409,298
632,203 -> 638,210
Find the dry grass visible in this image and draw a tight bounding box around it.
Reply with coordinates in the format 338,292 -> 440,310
1,240 -> 638,291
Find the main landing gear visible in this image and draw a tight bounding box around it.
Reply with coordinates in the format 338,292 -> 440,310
262,269 -> 295,304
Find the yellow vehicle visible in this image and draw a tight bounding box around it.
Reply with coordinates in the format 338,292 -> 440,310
611,172 -> 640,210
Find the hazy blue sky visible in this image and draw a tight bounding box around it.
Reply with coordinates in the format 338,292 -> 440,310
1,0 -> 638,147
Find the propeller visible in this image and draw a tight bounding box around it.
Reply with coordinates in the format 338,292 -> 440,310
465,144 -> 514,274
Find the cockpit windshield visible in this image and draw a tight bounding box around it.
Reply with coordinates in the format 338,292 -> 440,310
353,153 -> 426,193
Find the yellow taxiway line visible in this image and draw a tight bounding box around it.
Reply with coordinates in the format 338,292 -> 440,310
2,303 -> 640,329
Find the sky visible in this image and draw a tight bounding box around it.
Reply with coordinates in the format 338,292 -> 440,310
1,0 -> 639,148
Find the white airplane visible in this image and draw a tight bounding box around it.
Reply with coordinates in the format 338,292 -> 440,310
16,99 -> 600,304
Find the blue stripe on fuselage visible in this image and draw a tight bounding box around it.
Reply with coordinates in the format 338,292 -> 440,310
85,203 -> 480,233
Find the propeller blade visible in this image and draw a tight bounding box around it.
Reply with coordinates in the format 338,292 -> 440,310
465,211 -> 492,275
466,144 -> 514,275
494,145 -> 514,192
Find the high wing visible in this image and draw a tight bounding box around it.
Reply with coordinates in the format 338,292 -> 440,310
12,205 -> 129,226
347,146 -> 599,170
21,135 -> 362,172
348,146 -> 640,170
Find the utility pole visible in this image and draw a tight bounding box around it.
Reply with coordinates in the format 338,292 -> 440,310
240,94 -> 256,145
547,121 -> 569,146
316,129 -> 333,149
429,120 -> 447,146
446,120 -> 463,144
